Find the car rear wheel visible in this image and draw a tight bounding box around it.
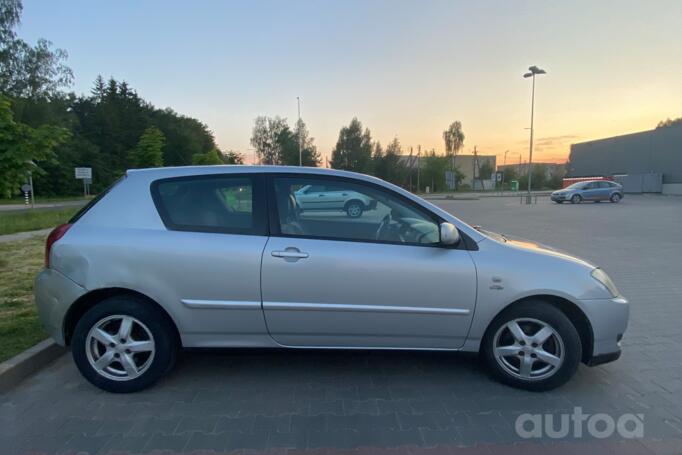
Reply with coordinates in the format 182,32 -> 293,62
345,201 -> 364,218
481,301 -> 581,391
72,295 -> 178,393
610,193 -> 621,203
570,194 -> 582,204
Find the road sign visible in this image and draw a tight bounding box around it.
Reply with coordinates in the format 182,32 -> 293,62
496,171 -> 503,182
21,184 -> 31,193
75,167 -> 92,179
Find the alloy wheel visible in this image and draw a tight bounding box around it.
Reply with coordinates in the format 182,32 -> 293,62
492,318 -> 564,381
347,203 -> 362,217
85,315 -> 155,381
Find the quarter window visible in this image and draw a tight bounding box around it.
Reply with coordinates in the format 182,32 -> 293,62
152,175 -> 265,235
273,177 -> 440,245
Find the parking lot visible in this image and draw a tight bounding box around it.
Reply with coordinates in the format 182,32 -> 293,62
2,194 -> 681,455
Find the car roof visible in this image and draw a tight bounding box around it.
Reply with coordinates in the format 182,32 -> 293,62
126,165 -> 378,182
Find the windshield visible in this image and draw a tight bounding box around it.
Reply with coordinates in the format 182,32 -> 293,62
566,182 -> 587,190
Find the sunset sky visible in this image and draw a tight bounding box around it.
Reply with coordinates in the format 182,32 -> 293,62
19,0 -> 682,165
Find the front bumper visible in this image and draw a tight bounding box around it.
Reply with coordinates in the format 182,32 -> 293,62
34,268 -> 87,346
579,296 -> 629,365
551,194 -> 568,202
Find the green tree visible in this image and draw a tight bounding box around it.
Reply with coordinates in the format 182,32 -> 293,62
518,164 -> 548,190
548,164 -> 566,189
130,126 -> 165,168
382,137 -> 406,185
191,148 -> 223,165
0,95 -> 68,197
478,160 -> 493,181
371,141 -> 385,179
330,117 -> 373,173
250,116 -> 287,164
657,117 -> 682,128
442,121 -> 465,190
293,118 -> 321,166
222,150 -> 244,164
0,0 -> 73,99
278,119 -> 321,166
421,150 -> 449,193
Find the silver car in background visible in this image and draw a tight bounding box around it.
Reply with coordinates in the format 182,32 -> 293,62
551,180 -> 624,204
35,166 -> 628,393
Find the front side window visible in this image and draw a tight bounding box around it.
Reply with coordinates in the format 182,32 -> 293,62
152,175 -> 265,235
273,176 -> 440,246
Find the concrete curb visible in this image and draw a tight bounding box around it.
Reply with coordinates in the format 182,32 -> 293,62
0,339 -> 66,393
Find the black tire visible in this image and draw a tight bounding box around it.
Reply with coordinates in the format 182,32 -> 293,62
555,201 -> 563,204
72,295 -> 178,393
570,194 -> 582,204
345,200 -> 364,218
481,301 -> 582,391
610,193 -> 621,203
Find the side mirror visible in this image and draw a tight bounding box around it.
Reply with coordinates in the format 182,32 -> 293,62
440,222 -> 460,246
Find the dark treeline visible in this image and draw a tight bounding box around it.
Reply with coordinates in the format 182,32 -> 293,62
0,0 -> 238,198
10,78 -> 241,196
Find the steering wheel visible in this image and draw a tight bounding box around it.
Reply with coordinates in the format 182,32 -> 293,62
375,212 -> 406,242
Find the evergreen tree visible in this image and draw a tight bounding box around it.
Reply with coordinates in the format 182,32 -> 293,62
330,118 -> 373,173
130,126 -> 165,168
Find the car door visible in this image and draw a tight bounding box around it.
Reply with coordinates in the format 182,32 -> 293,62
260,174 -> 478,349
597,181 -> 613,200
582,182 -> 599,200
149,173 -> 271,343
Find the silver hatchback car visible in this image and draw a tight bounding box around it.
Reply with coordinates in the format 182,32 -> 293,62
551,180 -> 624,204
35,166 -> 628,393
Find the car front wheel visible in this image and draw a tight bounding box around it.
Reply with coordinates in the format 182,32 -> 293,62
72,295 -> 178,393
482,301 -> 581,391
570,194 -> 582,204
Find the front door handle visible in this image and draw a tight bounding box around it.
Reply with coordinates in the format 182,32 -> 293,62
272,250 -> 309,259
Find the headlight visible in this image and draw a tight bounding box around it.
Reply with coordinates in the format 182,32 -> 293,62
591,268 -> 620,297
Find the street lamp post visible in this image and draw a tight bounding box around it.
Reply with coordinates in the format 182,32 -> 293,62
523,65 -> 546,204
297,97 -> 302,166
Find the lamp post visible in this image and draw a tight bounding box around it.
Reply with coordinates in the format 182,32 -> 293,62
523,65 -> 546,204
297,97 -> 302,166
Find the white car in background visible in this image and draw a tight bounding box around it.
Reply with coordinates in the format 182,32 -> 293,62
294,183 -> 377,218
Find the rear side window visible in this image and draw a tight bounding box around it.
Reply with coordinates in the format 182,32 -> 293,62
151,174 -> 266,235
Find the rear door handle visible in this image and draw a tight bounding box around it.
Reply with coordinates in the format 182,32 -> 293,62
272,250 -> 309,259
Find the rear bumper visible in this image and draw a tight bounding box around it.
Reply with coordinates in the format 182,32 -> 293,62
34,268 -> 86,346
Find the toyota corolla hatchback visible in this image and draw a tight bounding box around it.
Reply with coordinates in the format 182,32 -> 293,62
35,166 -> 628,393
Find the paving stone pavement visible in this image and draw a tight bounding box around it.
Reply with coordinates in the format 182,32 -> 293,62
1,194 -> 681,455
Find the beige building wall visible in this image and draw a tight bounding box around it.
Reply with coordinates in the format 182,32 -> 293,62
454,154 -> 497,188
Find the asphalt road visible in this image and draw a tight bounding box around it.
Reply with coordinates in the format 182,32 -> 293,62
0,200 -> 88,212
2,194 -> 681,455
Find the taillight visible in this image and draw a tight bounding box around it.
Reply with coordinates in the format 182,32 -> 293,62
45,223 -> 72,267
